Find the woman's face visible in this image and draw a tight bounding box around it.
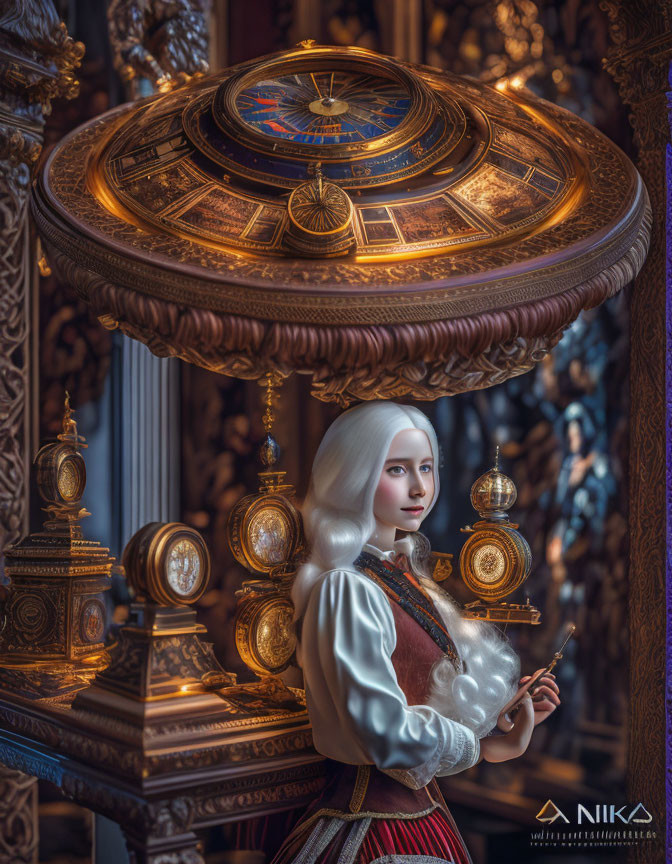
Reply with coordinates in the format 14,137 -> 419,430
373,428 -> 435,537
567,419 -> 582,454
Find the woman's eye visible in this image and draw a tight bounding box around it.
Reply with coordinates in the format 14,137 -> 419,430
387,465 -> 405,476
420,464 -> 432,473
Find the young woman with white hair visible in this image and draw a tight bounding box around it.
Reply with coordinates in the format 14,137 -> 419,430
272,401 -> 560,864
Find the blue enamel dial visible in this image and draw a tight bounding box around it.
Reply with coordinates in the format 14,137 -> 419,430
236,71 -> 410,146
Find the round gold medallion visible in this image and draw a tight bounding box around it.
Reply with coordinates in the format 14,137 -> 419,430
459,523 -> 531,602
235,593 -> 296,675
166,537 -> 203,599
472,543 -> 506,584
228,492 -> 303,576
57,455 -> 84,502
36,444 -> 86,507
123,523 -> 210,606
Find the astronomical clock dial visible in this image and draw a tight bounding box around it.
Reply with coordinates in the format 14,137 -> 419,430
236,71 -> 409,146
59,38 -> 643,323
96,43 -> 586,266
123,523 -> 210,606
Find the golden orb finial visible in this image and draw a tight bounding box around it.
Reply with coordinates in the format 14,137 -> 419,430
470,446 -> 517,520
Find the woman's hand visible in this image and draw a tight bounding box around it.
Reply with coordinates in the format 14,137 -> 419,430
526,671 -> 560,726
497,671 -> 561,732
480,694 -> 534,763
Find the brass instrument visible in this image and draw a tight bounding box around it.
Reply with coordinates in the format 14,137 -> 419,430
459,447 -> 540,624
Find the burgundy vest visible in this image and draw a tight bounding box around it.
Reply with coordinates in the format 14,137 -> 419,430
312,577 -> 454,818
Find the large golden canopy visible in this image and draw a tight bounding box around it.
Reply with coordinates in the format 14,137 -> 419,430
33,43 -> 650,403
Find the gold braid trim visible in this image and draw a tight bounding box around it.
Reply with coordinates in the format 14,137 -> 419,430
348,765 -> 371,813
288,804 -> 440,840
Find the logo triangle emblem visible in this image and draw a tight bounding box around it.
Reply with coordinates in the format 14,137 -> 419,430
629,803 -> 653,823
536,799 -> 570,823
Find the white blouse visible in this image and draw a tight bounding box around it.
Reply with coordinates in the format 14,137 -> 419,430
298,544 -> 481,790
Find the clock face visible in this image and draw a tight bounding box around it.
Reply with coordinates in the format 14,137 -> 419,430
247,506 -> 291,567
166,537 -> 203,598
236,71 -> 410,146
58,457 -> 82,502
255,602 -> 296,669
472,544 -> 506,584
56,452 -> 86,504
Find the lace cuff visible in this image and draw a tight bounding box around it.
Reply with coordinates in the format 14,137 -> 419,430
382,719 -> 480,790
436,724 -> 480,777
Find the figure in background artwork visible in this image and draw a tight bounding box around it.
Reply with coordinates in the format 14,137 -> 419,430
272,401 -> 560,864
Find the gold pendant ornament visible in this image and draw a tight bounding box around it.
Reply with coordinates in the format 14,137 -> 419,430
229,375 -> 305,676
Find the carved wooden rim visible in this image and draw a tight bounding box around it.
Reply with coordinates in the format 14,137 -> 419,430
41,204 -> 650,405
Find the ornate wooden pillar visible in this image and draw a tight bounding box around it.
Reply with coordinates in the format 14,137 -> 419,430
601,4 -> 672,862
0,4 -> 82,863
0,3 -> 82,546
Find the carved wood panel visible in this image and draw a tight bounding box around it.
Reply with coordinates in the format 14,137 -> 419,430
601,2 -> 672,861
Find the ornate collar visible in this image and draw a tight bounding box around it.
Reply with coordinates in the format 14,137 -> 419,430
355,550 -> 463,671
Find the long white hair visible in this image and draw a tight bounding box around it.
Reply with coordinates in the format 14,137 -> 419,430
292,400 -> 519,737
292,401 -> 440,618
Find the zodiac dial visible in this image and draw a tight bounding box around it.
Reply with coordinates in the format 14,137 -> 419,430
236,71 -> 409,146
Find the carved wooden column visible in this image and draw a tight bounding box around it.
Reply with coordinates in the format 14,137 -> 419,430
601,4 -> 672,862
0,3 -> 82,545
0,4 -> 82,863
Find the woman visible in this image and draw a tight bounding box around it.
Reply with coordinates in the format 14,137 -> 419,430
274,401 -> 560,864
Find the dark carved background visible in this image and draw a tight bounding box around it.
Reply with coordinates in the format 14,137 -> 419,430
31,1 -> 668,863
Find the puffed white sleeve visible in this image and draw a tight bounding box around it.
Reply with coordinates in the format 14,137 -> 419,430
299,568 -> 480,789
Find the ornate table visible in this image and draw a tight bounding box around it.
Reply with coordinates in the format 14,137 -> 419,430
0,686 -> 322,863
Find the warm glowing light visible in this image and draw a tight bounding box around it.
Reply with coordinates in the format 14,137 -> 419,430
495,80 -> 508,91
510,75 -> 524,89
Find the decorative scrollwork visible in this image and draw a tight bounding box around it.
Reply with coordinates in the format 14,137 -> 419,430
38,206 -> 650,405
107,0 -> 210,93
9,591 -> 55,643
0,765 -> 38,864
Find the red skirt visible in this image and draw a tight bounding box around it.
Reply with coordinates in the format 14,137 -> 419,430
270,805 -> 472,864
